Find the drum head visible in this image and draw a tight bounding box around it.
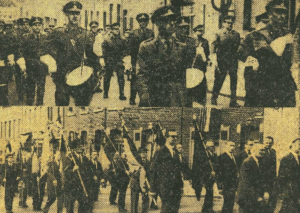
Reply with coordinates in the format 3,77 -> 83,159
66,66 -> 94,86
186,68 -> 204,89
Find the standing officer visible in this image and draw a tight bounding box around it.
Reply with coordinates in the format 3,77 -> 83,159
47,1 -> 96,106
217,141 -> 239,213
190,24 -> 210,106
129,13 -> 154,105
19,151 -> 31,208
137,6 -> 190,107
211,15 -> 240,107
237,139 -> 254,170
21,17 -> 48,105
149,130 -> 183,213
2,154 -> 21,213
238,1 -> 296,107
0,20 -> 10,106
278,138 -> 300,213
101,22 -> 128,100
14,18 -> 30,104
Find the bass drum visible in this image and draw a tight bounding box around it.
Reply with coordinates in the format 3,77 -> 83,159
66,65 -> 98,92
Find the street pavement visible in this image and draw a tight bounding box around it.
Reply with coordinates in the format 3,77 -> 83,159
0,181 -> 238,213
7,61 -> 246,107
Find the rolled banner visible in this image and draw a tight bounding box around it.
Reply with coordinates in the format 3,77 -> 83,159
186,68 -> 204,89
40,54 -> 57,73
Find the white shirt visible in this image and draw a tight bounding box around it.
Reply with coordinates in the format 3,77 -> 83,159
165,144 -> 174,158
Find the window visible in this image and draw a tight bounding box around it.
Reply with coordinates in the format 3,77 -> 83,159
130,17 -> 133,30
189,127 -> 195,168
103,12 -> 107,29
48,107 -> 53,121
85,10 -> 89,28
117,4 -> 121,23
8,121 -> 11,138
91,11 -> 93,22
94,130 -> 102,152
4,122 -> 7,138
135,132 -> 140,141
96,11 -> 99,22
69,131 -> 74,143
81,131 -> 87,145
109,4 -> 113,25
45,17 -> 50,25
133,129 -> 142,149
123,10 -> 127,33
220,125 -> 230,141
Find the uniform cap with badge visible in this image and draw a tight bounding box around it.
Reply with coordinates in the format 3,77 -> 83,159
265,0 -> 287,12
136,13 -> 150,22
63,1 -> 82,13
29,17 -> 43,26
151,6 -> 179,24
176,16 -> 189,27
17,18 -> 29,25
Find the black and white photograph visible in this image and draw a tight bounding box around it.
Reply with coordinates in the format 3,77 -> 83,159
0,0 -> 299,107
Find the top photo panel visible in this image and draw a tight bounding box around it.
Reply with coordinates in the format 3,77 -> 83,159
0,0 -> 298,108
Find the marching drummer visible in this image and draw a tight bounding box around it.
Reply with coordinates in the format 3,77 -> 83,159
47,1 -> 97,106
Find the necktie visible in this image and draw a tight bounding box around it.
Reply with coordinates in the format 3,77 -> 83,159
94,161 -> 97,170
165,39 -> 171,56
231,154 -> 236,164
248,150 -> 251,155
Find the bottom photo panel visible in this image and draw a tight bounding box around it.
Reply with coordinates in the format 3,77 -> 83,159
0,106 -> 298,213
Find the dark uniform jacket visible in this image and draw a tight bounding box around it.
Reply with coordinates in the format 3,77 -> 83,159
102,34 -> 128,66
21,32 -> 49,79
217,152 -> 239,191
149,146 -> 183,197
137,36 -> 189,107
89,160 -> 105,187
47,24 -> 95,83
238,25 -> 296,107
236,149 -> 250,170
129,28 -> 154,68
237,156 -> 265,206
278,152 -> 300,212
212,28 -> 240,69
107,156 -> 130,185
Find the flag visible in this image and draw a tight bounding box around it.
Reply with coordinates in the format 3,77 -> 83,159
99,144 -> 110,174
153,123 -> 166,147
191,118 -> 209,195
102,131 -> 117,162
123,126 -> 141,164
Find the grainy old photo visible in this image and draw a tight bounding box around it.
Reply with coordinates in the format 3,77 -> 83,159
0,107 -> 299,213
0,0 -> 299,107
0,0 -> 299,213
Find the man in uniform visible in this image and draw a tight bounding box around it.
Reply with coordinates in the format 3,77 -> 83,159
128,13 -> 154,105
211,15 -> 240,107
278,138 -> 300,212
137,6 -> 190,107
47,1 -> 96,106
217,141 -> 238,213
14,18 -> 30,104
149,130 -> 183,213
2,154 -> 21,213
90,21 -> 99,38
190,24 -> 210,106
238,0 -> 296,107
20,17 -> 48,105
101,22 -> 128,100
237,139 -> 254,170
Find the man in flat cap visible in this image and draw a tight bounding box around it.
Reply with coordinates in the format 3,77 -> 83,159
47,1 -> 97,106
211,15 -> 240,107
128,13 -> 154,105
90,21 -> 99,38
19,17 -> 49,105
255,12 -> 269,30
238,0 -> 296,107
137,6 -> 190,107
101,22 -> 129,100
